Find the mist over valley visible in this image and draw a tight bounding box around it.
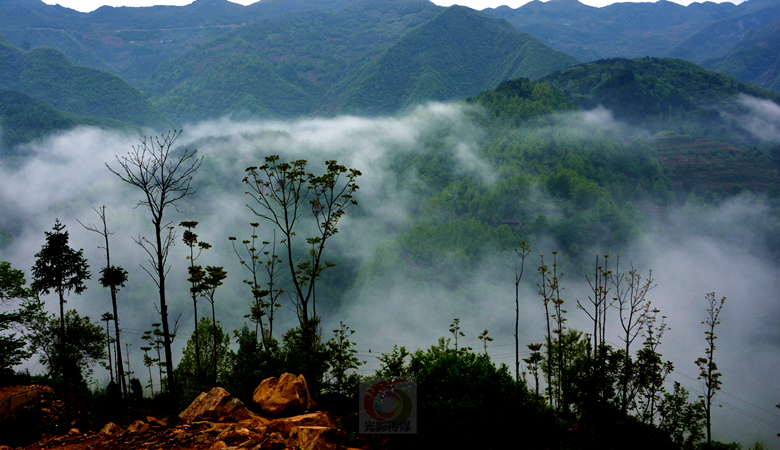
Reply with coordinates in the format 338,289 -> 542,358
1,0 -> 780,448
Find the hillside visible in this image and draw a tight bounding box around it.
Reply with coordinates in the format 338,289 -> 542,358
708,15 -> 780,92
484,0 -> 780,92
540,57 -> 780,142
326,6 -> 580,115
0,90 -> 137,152
484,0 -> 737,63
652,134 -> 780,197
0,0 -> 357,88
0,36 -> 168,128
151,1 -> 577,122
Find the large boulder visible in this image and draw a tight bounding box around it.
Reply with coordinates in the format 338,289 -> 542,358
179,387 -> 267,425
252,373 -> 316,417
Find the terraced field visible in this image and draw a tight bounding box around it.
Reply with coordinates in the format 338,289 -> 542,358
653,135 -> 780,197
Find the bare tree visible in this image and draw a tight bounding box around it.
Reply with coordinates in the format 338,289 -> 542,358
578,254 -> 611,358
79,206 -> 129,398
612,259 -> 655,415
577,254 -> 612,410
106,130 -> 202,399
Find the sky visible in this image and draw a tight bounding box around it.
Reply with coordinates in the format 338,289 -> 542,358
40,0 -> 746,14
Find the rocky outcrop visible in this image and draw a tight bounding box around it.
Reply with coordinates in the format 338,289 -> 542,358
180,387 -> 267,427
59,373 -> 360,450
252,373 -> 316,417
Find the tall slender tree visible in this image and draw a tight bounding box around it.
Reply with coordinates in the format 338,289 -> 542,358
107,130 -> 202,400
79,206 -> 129,398
229,225 -> 283,349
695,292 -> 725,449
180,221 -> 210,390
514,242 -> 531,382
192,266 -> 227,386
101,312 -> 115,384
538,252 -> 565,411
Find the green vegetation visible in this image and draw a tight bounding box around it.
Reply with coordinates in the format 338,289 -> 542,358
333,6 -> 579,115
0,34 -> 168,130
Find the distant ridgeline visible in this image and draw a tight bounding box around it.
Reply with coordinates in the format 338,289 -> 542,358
485,0 -> 780,91
0,0 -> 578,126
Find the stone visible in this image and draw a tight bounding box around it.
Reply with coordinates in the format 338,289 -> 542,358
127,420 -> 149,433
288,426 -> 345,450
210,440 -> 227,450
98,422 -> 122,435
252,373 -> 316,417
180,387 -> 266,425
257,432 -> 287,450
67,428 -> 80,436
265,411 -> 336,436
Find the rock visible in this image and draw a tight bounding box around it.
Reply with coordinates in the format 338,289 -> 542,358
127,419 -> 150,433
180,387 -> 266,425
99,422 -> 122,435
265,411 -> 336,436
210,440 -> 227,450
147,415 -> 167,429
258,432 -> 287,450
67,428 -> 80,436
252,373 -> 316,417
236,417 -> 267,431
288,426 -> 345,450
206,423 -> 234,435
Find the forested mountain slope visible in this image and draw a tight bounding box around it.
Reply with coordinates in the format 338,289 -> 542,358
0,34 -> 167,128
323,6 -> 579,115
0,90 -> 136,153
484,0 -> 780,91
484,0 -> 737,63
150,1 -> 577,122
0,0 -> 357,87
707,15 -> 780,92
540,57 -> 779,141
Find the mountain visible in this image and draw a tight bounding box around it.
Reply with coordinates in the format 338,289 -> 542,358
484,0 -> 736,63
0,34 -> 168,128
325,6 -> 580,115
0,89 -> 75,152
667,3 -> 780,65
0,0 -> 358,88
150,1 -> 577,122
540,57 -> 780,140
707,15 -> 780,91
149,0 -> 442,122
0,90 -> 137,153
484,0 -> 780,92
